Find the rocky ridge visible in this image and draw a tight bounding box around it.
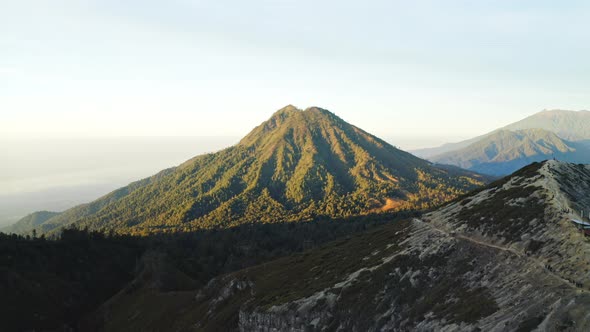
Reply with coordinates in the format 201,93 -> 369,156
91,160 -> 590,331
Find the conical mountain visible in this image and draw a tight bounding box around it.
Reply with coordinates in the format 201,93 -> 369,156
31,106 -> 487,235
502,109 -> 590,141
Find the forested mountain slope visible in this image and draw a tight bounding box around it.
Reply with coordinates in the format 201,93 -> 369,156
2,211 -> 61,234
24,106 -> 487,236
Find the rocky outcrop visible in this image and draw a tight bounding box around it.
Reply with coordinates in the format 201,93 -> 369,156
230,161 -> 590,331
238,290 -> 337,332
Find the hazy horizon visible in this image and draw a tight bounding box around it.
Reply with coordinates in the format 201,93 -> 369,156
2,1 -> 590,225
0,136 -> 239,226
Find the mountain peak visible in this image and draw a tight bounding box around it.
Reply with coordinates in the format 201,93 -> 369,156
26,105 -> 488,236
303,106 -> 331,114
539,109 -> 590,115
268,105 -> 338,121
271,104 -> 300,117
418,107 -> 590,173
239,105 -> 345,147
503,109 -> 590,141
271,105 -> 338,118
430,127 -> 586,175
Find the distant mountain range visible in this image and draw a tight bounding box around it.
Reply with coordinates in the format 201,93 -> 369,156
7,106 -> 487,236
432,128 -> 590,176
413,110 -> 590,175
503,109 -> 590,141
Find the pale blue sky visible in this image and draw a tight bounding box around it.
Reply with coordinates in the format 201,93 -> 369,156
2,0 -> 590,146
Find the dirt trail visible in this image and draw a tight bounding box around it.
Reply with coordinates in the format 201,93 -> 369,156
412,218 -> 585,293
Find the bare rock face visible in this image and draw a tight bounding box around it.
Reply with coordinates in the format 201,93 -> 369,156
217,161 -> 590,331
238,290 -> 337,332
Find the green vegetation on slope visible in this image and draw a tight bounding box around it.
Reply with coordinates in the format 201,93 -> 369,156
37,167 -> 177,235
0,211 -> 415,331
0,229 -> 143,331
99,218 -> 500,332
2,211 -> 61,235
30,106 -> 486,236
